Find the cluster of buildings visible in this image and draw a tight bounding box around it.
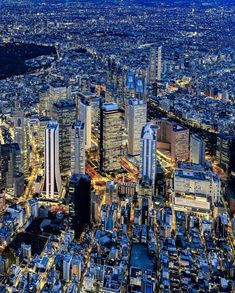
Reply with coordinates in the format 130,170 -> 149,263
0,0 -> 234,292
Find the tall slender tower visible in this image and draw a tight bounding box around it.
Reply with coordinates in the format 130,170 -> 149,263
80,99 -> 92,150
128,99 -> 147,156
14,112 -> 29,176
149,47 -> 157,84
157,46 -> 162,81
140,123 -> 159,189
71,121 -> 85,175
43,121 -> 62,198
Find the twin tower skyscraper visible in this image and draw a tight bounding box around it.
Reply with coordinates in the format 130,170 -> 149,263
43,119 -> 85,198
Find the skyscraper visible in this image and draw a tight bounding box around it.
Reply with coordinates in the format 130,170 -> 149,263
99,102 -> 123,173
69,174 -> 91,238
157,46 -> 162,81
216,133 -> 235,178
140,123 -> 159,188
43,121 -> 62,198
14,112 -> 29,176
190,134 -> 205,165
80,99 -> 92,150
0,143 -> 22,190
71,121 -> 85,175
149,47 -> 157,84
128,99 -> 147,156
148,46 -> 162,83
52,99 -> 77,173
157,119 -> 189,162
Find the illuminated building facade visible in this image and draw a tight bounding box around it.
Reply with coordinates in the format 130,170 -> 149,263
52,99 -> 77,173
80,98 -> 92,150
190,134 -> 205,165
128,99 -> 147,156
99,102 -> 123,173
71,121 -> 85,175
43,121 -> 62,198
157,119 -> 189,162
140,123 -> 159,189
0,143 -> 22,189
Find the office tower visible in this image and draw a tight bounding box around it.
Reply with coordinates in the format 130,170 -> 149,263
69,174 -> 91,238
126,72 -> 135,98
0,257 -> 9,275
14,112 -> 29,176
71,121 -> 85,175
140,123 -> 159,188
14,172 -> 24,197
216,134 -> 235,173
71,257 -> 82,282
49,82 -> 71,115
99,102 -> 123,173
39,87 -> 50,116
128,99 -> 147,156
52,99 -> 77,173
190,134 -> 205,165
21,243 -> 31,259
149,47 -> 157,84
216,133 -> 235,191
49,82 -> 71,102
157,46 -> 162,81
63,254 -> 72,282
78,92 -> 101,125
43,121 -> 62,198
80,99 -> 92,149
0,143 -> 22,189
157,119 -> 189,162
141,198 -> 149,226
28,116 -> 51,157
135,74 -> 146,99
0,190 -> 6,213
29,199 -> 39,219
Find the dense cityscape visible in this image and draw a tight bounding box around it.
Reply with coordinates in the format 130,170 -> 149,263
0,0 -> 234,292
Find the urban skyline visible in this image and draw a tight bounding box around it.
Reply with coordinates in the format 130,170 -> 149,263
0,0 -> 234,292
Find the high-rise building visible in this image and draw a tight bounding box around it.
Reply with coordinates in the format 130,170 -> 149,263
43,121 -> 62,198
63,254 -> 72,282
141,198 -> 149,225
13,172 -> 24,197
128,99 -> 147,156
49,82 -> 71,102
71,121 -> 85,175
28,116 -> 51,155
52,99 -> 77,173
99,102 -> 123,173
216,134 -> 235,176
39,87 -> 50,116
0,143 -> 22,189
148,46 -> 162,84
157,119 -> 189,162
157,46 -> 162,81
190,134 -> 205,165
80,99 -> 92,150
0,190 -> 6,213
49,82 -> 71,115
69,174 -> 91,238
14,112 -> 29,176
140,123 -> 159,188
149,47 -> 157,84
